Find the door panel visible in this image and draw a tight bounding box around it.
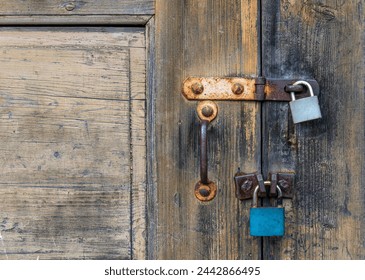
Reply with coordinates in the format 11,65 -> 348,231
0,27 -> 147,259
262,1 -> 364,259
153,0 -> 261,259
0,0 -> 363,260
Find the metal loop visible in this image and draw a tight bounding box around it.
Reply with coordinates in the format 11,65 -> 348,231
290,80 -> 314,101
252,185 -> 260,207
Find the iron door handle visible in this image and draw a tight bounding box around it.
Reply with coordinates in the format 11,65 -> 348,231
194,101 -> 218,201
200,120 -> 209,184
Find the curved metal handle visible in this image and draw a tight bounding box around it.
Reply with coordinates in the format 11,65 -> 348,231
200,120 -> 209,184
194,101 -> 218,202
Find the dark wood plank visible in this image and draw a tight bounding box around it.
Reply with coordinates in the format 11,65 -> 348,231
153,0 -> 261,259
262,0 -> 365,259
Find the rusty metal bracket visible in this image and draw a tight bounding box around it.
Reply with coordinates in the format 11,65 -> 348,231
234,171 -> 295,200
269,172 -> 295,199
182,77 -> 319,101
234,172 -> 267,200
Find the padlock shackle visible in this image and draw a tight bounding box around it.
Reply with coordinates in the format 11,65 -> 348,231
290,80 -> 315,101
252,183 -> 282,207
252,185 -> 260,207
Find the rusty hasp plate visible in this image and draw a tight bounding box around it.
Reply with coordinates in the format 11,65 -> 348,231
269,172 -> 295,198
234,172 -> 266,200
183,77 -> 257,100
182,77 -> 319,101
234,171 -> 295,200
265,78 -> 319,101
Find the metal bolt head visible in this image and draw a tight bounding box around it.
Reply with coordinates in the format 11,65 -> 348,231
232,83 -> 244,95
240,179 -> 253,192
197,101 -> 218,122
195,181 -> 217,202
64,2 -> 76,11
201,105 -> 214,118
191,82 -> 204,95
278,179 -> 290,189
199,188 -> 211,197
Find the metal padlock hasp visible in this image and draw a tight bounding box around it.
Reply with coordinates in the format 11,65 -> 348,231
249,185 -> 285,237
289,81 -> 322,124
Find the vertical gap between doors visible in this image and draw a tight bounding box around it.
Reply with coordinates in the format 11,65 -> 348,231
258,0 -> 265,261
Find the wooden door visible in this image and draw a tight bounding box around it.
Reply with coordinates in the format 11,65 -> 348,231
153,0 -> 364,260
0,0 -> 363,260
0,2 -> 154,260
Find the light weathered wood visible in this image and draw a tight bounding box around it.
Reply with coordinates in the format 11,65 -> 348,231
262,0 -> 365,259
130,48 -> 147,259
0,15 -> 153,26
0,0 -> 154,16
0,27 -> 147,259
0,27 -> 145,50
0,188 -> 130,260
153,0 -> 261,259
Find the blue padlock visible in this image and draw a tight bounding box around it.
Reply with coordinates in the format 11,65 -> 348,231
249,184 -> 285,237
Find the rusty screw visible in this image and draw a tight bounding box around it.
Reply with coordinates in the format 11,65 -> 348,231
64,2 -> 76,11
191,82 -> 204,95
232,83 -> 244,95
201,105 -> 214,118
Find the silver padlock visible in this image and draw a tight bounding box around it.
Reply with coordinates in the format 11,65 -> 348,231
289,81 -> 322,124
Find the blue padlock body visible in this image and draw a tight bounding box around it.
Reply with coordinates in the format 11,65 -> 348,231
250,207 -> 285,236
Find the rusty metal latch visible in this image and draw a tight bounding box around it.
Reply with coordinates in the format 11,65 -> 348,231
182,77 -> 319,101
234,171 -> 295,200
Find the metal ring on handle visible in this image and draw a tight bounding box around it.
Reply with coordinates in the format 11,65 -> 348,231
290,80 -> 314,101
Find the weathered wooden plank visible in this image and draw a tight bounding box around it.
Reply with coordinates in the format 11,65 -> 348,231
0,27 -> 147,259
130,47 -> 147,259
130,48 -> 147,100
0,0 -> 154,16
0,15 -> 152,25
145,17 -> 158,260
0,27 -> 145,49
0,188 -> 130,260
154,0 -> 261,259
262,0 -> 364,259
0,94 -> 130,185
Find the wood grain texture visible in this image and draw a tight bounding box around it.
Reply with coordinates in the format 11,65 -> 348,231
262,0 -> 364,259
0,15 -> 152,26
153,0 -> 261,259
0,27 -> 147,259
130,48 -> 147,259
0,0 -> 154,15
